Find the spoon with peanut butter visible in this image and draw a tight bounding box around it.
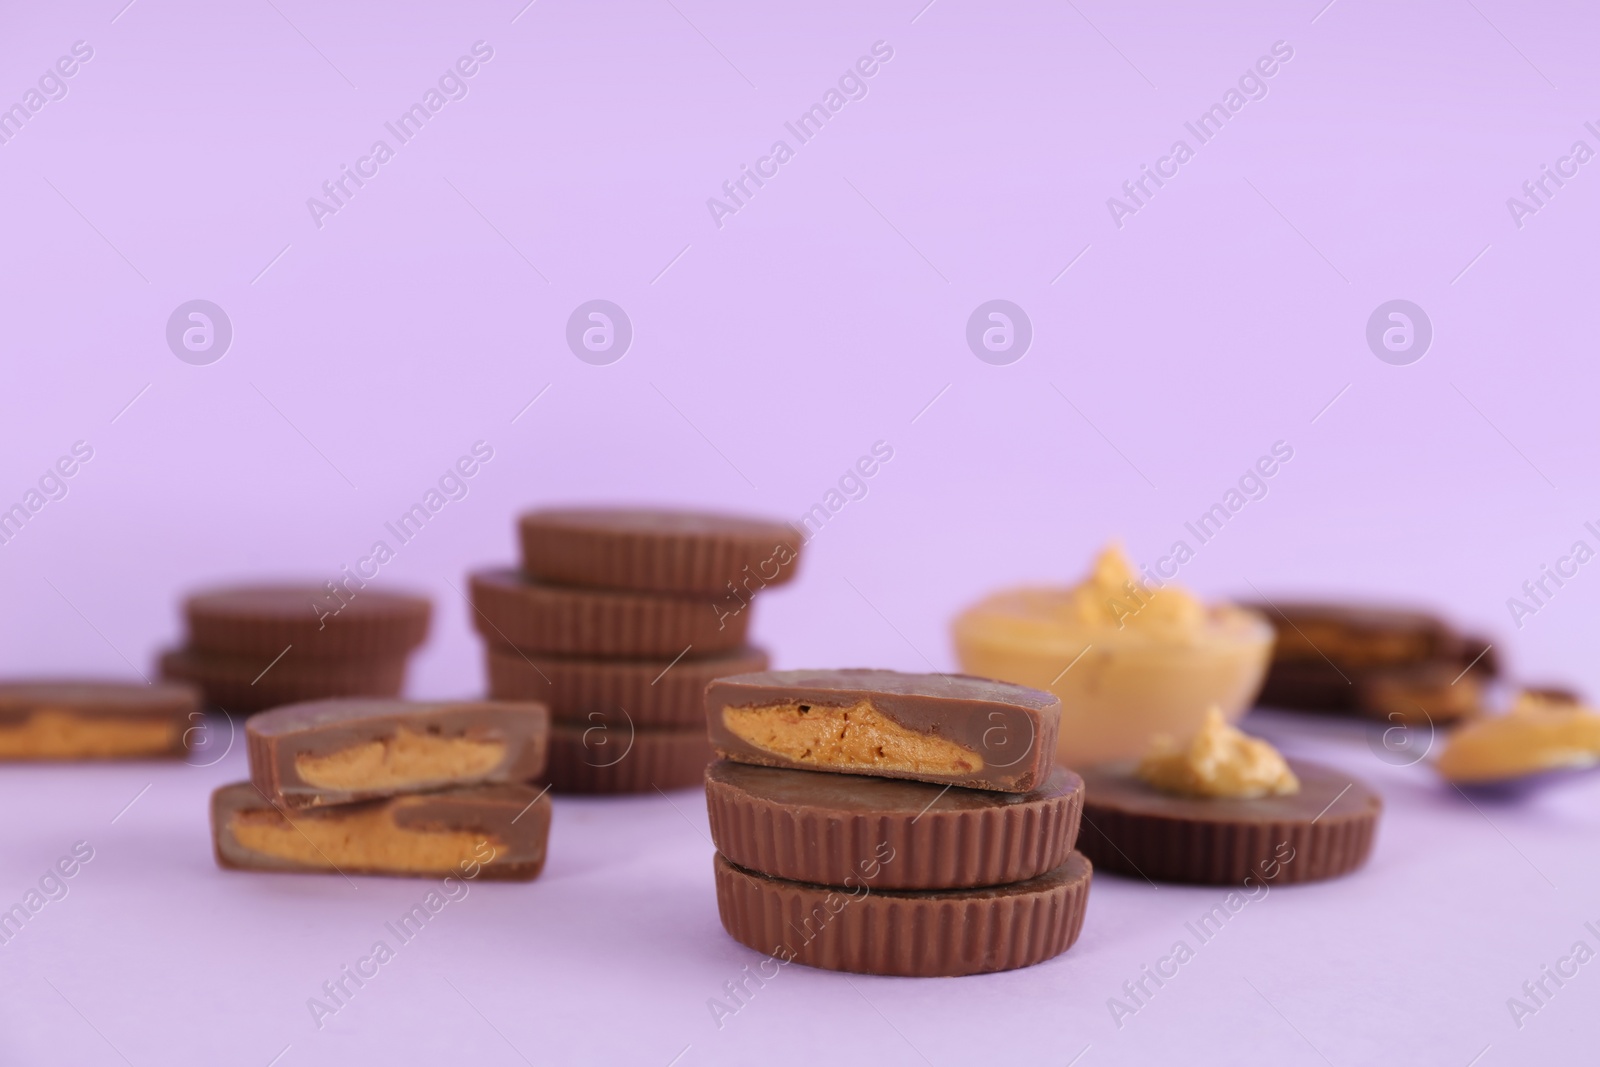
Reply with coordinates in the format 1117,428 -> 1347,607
1435,690 -> 1600,790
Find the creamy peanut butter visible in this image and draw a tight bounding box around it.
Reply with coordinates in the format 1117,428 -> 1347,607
1137,707 -> 1300,798
1064,544 -> 1206,632
230,802 -> 496,872
959,544 -> 1206,640
952,541 -> 1275,766
0,709 -> 179,759
1436,691 -> 1600,784
722,699 -> 983,775
294,727 -> 506,791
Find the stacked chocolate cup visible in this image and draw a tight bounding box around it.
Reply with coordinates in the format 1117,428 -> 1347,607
161,586 -> 431,714
471,507 -> 801,793
1247,600 -> 1497,724
703,669 -> 1091,977
211,697 -> 552,880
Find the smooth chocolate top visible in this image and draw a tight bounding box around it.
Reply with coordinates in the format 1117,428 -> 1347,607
0,680 -> 198,719
249,698 -> 545,738
713,669 -> 1060,710
1081,759 -> 1381,826
706,669 -> 1060,793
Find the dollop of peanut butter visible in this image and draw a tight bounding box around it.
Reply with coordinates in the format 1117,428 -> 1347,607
1137,707 -> 1300,798
1064,543 -> 1206,632
1436,691 -> 1600,784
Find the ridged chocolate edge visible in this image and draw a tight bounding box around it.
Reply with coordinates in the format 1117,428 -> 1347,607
1076,802 -> 1378,886
705,768 -> 1083,890
518,519 -> 801,595
163,650 -> 407,714
187,602 -> 431,661
714,852 -> 1092,977
539,724 -> 712,793
469,571 -> 751,658
485,645 -> 768,727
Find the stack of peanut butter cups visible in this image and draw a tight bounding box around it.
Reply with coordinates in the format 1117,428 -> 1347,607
469,507 -> 801,793
704,669 -> 1091,977
211,697 -> 552,881
161,586 -> 432,714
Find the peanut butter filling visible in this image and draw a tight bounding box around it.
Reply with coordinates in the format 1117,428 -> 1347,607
722,699 -> 982,775
0,710 -> 177,759
1137,707 -> 1300,798
230,802 -> 496,872
294,727 -> 506,791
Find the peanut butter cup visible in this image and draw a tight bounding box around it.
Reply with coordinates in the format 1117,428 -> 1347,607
0,680 -> 199,760
539,721 -> 712,793
247,698 -> 549,809
518,507 -> 801,595
485,644 -> 767,728
211,781 -> 550,880
469,569 -> 748,658
713,851 -> 1091,976
185,585 -> 431,660
1077,759 -> 1380,885
705,759 -> 1082,890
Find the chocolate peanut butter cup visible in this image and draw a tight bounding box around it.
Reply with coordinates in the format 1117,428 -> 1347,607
1245,601 -> 1454,669
705,760 -> 1082,890
485,644 -> 767,728
706,669 -> 1061,793
1256,659 -> 1356,713
185,586 -> 431,660
160,647 -> 407,713
469,569 -> 749,658
1077,759 -> 1380,885
1258,654 -> 1491,721
540,721 -> 712,793
0,680 -> 199,760
713,851 -> 1091,977
248,698 -> 550,809
518,507 -> 802,595
1355,662 -> 1484,725
211,781 -> 550,880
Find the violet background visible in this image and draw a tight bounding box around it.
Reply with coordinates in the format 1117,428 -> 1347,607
1,1 -> 1598,1064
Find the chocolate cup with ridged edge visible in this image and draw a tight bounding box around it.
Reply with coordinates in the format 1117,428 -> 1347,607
714,851 -> 1092,977
160,647 -> 408,714
468,569 -> 749,659
538,722 -> 712,793
517,507 -> 802,595
486,644 -> 767,728
705,760 -> 1082,890
1076,759 -> 1381,886
1242,600 -> 1454,670
185,586 -> 431,660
